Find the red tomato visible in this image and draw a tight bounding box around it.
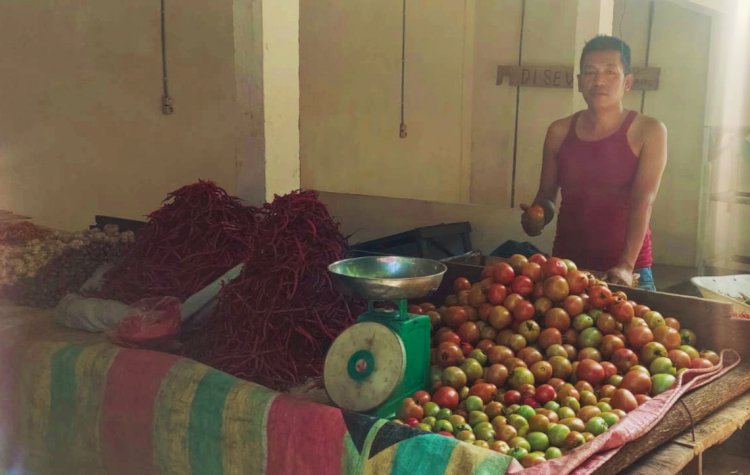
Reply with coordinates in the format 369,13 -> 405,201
626,325 -> 654,350
503,293 -> 524,312
609,299 -> 634,324
432,386 -> 460,409
620,370 -> 652,394
443,306 -> 469,328
538,327 -> 562,349
544,307 -> 571,332
565,270 -> 590,295
511,275 -> 535,297
690,357 -> 714,369
535,384 -> 557,404
588,285 -> 613,309
453,277 -> 472,293
600,361 -> 618,379
486,284 -> 508,305
412,390 -> 431,405
542,257 -> 569,279
611,388 -> 638,412
576,359 -> 605,385
521,262 -> 543,282
503,389 -> 522,405
512,299 -> 535,322
457,321 -> 480,345
469,382 -> 498,404
436,341 -> 465,367
528,253 -> 548,265
543,275 -> 570,302
562,295 -> 585,317
492,262 -> 516,285
653,325 -> 681,350
435,328 -> 461,345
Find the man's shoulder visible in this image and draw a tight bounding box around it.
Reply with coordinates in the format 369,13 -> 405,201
633,113 -> 667,137
548,114 -> 576,138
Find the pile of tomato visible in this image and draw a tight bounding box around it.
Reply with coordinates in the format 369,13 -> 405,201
394,254 -> 721,468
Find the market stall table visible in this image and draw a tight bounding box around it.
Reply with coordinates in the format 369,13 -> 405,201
437,258 -> 750,474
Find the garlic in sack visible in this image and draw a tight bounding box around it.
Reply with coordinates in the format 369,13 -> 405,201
1,224 -> 135,307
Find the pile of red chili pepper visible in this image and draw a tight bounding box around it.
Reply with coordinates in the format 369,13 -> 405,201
99,181 -> 256,304
0,222 -> 51,245
183,190 -> 363,390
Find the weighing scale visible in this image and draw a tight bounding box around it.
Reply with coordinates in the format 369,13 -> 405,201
324,256 -> 447,419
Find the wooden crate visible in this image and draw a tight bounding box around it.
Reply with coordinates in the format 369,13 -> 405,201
434,259 -> 749,358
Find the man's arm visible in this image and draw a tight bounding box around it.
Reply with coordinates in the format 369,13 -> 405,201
521,119 -> 567,236
607,118 -> 668,286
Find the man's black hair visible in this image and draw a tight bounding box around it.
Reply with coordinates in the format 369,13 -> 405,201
580,35 -> 632,74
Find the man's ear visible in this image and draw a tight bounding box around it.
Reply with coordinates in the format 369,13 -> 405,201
624,72 -> 634,92
577,74 -> 582,92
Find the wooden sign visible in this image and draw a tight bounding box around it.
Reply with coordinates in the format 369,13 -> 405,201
630,67 -> 660,91
497,65 -> 660,91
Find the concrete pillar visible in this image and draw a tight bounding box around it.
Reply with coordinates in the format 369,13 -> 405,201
233,0 -> 300,205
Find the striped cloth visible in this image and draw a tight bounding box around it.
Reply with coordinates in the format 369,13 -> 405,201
0,303 -> 511,475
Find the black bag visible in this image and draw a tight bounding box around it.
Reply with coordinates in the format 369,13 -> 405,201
489,240 -> 547,258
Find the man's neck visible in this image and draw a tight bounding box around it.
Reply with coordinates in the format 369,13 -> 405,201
581,105 -> 626,133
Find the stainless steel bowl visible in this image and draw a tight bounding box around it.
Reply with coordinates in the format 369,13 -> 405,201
328,256 -> 447,301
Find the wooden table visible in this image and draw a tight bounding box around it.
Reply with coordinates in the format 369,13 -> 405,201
597,363 -> 750,474
440,260 -> 750,474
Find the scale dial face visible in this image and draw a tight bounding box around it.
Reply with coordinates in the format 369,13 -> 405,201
324,321 -> 406,412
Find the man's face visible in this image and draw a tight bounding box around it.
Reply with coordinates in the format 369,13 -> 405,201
577,50 -> 634,108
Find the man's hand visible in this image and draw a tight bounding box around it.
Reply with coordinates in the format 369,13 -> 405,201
520,203 -> 546,236
606,264 -> 634,287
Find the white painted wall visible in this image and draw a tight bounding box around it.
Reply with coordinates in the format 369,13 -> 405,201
0,1 -> 238,230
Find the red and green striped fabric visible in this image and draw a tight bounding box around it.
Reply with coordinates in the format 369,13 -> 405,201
0,304 -> 512,475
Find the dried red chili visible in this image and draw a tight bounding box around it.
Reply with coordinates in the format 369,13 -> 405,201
182,190 -> 363,390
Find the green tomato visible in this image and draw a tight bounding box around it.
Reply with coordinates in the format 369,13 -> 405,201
561,396 -> 581,413
573,313 -> 595,331
456,430 -> 476,442
547,423 -> 571,447
421,416 -> 437,429
651,373 -> 677,396
526,431 -> 550,452
474,424 -> 496,442
415,423 -> 432,432
578,327 -> 603,348
545,446 -> 563,459
516,405 -> 536,420
508,447 -> 528,461
601,412 -> 619,427
469,410 -> 489,427
509,436 -> 531,451
435,419 -> 454,433
508,414 -> 529,436
544,400 -> 561,412
596,401 -> 612,413
465,395 -> 485,413
469,349 -> 488,366
649,356 -> 677,376
423,401 -> 440,418
437,408 -> 453,420
584,416 -> 608,436
557,406 -> 576,420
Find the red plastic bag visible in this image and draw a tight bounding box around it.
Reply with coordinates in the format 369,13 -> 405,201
108,296 -> 181,351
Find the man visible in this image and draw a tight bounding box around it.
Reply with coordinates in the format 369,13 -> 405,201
521,36 -> 667,290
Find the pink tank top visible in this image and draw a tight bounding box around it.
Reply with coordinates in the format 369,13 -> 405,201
552,110 -> 653,271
